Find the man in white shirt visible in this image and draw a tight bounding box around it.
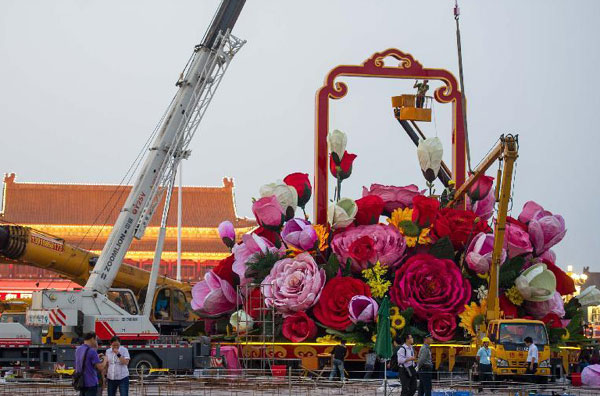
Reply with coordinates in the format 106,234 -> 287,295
105,336 -> 131,396
524,336 -> 538,383
397,333 -> 417,396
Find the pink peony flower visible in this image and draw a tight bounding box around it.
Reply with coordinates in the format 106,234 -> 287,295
468,189 -> 495,222
390,253 -> 471,321
466,232 -> 507,274
504,221 -> 533,258
362,184 -> 424,215
252,195 -> 285,229
232,233 -> 285,287
281,218 -> 318,250
218,221 -> 236,248
191,271 -> 238,316
524,291 -> 565,319
518,201 -> 547,224
348,295 -> 379,324
331,224 -> 407,273
261,252 -> 325,316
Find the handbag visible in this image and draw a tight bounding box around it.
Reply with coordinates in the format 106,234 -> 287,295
72,346 -> 90,391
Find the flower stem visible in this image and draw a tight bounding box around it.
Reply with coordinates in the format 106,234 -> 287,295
336,177 -> 342,203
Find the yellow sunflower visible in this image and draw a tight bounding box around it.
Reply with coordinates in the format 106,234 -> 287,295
387,208 -> 431,247
390,328 -> 397,338
458,300 -> 487,337
391,315 -> 406,330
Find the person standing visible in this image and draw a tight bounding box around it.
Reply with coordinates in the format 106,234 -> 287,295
417,333 -> 434,396
329,339 -> 347,382
476,337 -> 493,390
105,336 -> 130,396
524,336 -> 538,382
75,332 -> 107,396
397,333 -> 418,396
413,80 -> 430,108
364,348 -> 377,379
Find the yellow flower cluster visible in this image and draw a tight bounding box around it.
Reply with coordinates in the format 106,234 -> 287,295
458,300 -> 487,337
505,286 -> 524,306
362,261 -> 391,298
387,208 -> 431,247
314,224 -> 330,252
316,334 -> 339,344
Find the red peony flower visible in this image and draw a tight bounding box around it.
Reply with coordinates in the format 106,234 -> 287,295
428,313 -> 457,341
467,174 -> 494,202
541,313 -> 563,329
283,173 -> 312,209
282,311 -> 317,342
432,207 -> 489,250
390,254 -> 471,321
313,276 -> 371,331
329,151 -> 357,181
412,195 -> 440,228
212,255 -> 236,286
354,195 -> 385,225
499,294 -> 518,318
348,235 -> 377,264
253,226 -> 281,246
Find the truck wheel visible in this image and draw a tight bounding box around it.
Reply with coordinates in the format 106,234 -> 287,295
130,353 -> 159,379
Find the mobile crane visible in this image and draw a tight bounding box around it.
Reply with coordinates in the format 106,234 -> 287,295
0,0 -> 246,375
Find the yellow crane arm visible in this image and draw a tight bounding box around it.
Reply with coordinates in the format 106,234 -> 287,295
449,134 -> 518,321
0,225 -> 191,297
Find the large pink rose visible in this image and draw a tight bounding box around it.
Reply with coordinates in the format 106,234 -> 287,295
331,224 -> 407,273
362,183 -> 424,215
191,271 -> 238,316
524,291 -> 565,319
390,254 -> 471,321
232,233 -> 285,287
466,232 -> 506,274
252,195 -> 285,229
261,252 -> 325,316
504,220 -> 533,258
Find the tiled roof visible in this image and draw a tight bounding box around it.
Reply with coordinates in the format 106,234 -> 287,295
0,173 -> 255,228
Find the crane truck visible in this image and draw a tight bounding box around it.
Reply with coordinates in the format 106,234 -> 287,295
0,0 -> 246,375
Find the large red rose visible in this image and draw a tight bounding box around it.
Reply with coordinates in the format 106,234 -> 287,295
212,255 -> 236,286
428,313 -> 457,341
283,173 -> 312,209
412,195 -> 440,228
432,208 -> 489,249
313,277 -> 371,331
354,195 -> 385,225
467,174 -> 494,202
282,311 -> 317,342
348,235 -> 377,263
390,254 -> 471,321
329,151 -> 357,180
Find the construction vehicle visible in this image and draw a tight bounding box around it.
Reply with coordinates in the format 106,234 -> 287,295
394,97 -> 579,379
0,0 -> 246,375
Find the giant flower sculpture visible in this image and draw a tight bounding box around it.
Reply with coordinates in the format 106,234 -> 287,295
261,252 -> 325,316
390,254 -> 471,321
331,224 -> 407,273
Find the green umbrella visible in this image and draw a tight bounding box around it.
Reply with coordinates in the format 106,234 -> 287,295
375,296 -> 393,359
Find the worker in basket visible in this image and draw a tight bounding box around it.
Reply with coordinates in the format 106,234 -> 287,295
414,79 -> 429,108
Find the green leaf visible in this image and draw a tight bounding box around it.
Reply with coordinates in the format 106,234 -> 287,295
399,220 -> 420,237
342,258 -> 352,277
246,250 -> 285,284
428,237 -> 455,260
324,254 -> 340,280
566,311 -> 584,337
499,256 -> 525,289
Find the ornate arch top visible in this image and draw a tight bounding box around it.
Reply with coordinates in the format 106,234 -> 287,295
314,48 -> 466,224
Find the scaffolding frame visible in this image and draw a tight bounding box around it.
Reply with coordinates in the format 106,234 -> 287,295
236,283 -> 278,374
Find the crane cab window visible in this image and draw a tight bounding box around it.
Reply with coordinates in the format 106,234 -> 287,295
155,289 -> 171,320
108,290 -> 138,315
172,290 -> 188,321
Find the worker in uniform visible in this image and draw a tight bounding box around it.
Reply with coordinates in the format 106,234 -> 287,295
414,79 -> 429,108
397,333 -> 418,396
417,333 -> 434,396
476,337 -> 493,389
524,336 -> 539,382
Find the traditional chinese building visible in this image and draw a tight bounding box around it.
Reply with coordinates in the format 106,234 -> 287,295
0,173 -> 254,297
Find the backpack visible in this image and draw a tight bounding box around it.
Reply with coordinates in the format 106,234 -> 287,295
389,346 -> 403,372
72,346 -> 90,391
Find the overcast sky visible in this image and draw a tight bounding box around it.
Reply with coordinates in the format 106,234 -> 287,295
1,0 -> 599,272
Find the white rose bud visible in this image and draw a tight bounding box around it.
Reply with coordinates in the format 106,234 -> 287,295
328,198 -> 358,230
417,137 -> 443,183
327,129 -> 347,164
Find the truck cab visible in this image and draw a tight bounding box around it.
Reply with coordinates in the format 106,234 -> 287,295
487,319 -> 551,378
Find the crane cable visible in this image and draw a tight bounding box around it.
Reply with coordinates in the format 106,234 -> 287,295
454,0 -> 473,173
